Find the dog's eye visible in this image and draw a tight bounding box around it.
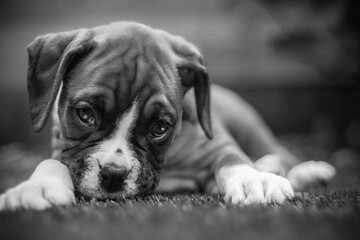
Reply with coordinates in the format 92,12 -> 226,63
151,120 -> 170,138
77,107 -> 96,127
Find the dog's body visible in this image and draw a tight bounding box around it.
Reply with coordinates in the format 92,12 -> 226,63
0,22 -> 335,210
157,85 -> 297,193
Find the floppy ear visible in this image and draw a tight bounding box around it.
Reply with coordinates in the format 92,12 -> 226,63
178,64 -> 212,139
160,32 -> 212,139
27,29 -> 95,132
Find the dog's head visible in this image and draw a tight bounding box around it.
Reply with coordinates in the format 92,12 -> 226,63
27,22 -> 212,199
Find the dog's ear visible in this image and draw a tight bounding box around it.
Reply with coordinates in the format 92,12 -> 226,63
27,29 -> 95,132
178,64 -> 212,139
159,31 -> 212,139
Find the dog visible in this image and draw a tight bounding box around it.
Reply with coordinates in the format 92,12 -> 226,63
0,22 -> 336,210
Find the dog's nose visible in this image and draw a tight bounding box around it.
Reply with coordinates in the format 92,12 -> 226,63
100,163 -> 129,192
115,148 -> 123,155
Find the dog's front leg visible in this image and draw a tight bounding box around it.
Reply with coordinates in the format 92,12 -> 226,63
215,152 -> 294,205
0,160 -> 75,211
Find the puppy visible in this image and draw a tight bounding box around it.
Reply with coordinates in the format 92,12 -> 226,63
0,22 -> 336,210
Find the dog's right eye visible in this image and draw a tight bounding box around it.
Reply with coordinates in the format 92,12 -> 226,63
150,120 -> 170,138
76,107 -> 96,127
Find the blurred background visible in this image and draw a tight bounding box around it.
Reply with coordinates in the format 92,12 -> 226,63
0,0 -> 359,189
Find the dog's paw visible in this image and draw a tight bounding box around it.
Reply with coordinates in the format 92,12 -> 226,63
221,166 -> 294,205
0,177 -> 75,211
287,160 -> 336,191
255,154 -> 286,176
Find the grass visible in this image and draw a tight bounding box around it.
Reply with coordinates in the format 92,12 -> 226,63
0,192 -> 359,240
0,131 -> 360,240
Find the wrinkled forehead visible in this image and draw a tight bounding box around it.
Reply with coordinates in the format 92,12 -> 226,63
63,26 -> 183,116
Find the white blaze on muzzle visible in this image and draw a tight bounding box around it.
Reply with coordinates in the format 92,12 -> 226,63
79,100 -> 141,197
98,101 -> 139,167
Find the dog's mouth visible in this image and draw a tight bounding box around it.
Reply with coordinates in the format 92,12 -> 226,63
69,157 -> 158,200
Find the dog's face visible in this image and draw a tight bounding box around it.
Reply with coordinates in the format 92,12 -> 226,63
27,22 -> 212,199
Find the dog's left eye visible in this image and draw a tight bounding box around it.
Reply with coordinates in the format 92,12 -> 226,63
77,107 -> 96,127
150,120 -> 170,138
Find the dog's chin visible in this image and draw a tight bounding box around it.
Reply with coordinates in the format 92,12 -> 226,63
75,176 -> 157,200
75,175 -> 142,200
75,185 -> 139,200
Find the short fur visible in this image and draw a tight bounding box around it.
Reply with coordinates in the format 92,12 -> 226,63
0,22 -> 336,210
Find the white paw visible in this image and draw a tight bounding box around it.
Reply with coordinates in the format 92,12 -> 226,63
220,165 -> 294,205
0,177 -> 75,211
255,154 -> 286,176
287,160 -> 336,191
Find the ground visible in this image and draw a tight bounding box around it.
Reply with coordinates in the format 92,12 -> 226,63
0,131 -> 359,240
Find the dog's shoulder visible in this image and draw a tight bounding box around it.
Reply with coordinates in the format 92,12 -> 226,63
210,84 -> 263,128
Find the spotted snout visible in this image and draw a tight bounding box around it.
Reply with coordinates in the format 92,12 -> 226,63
75,150 -> 141,198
